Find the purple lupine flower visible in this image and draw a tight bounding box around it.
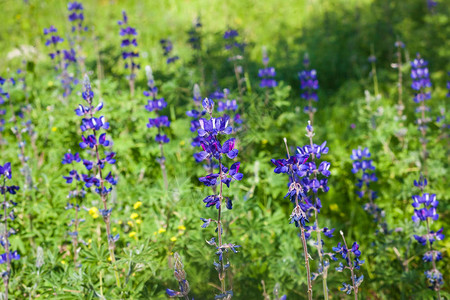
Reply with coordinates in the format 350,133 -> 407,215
74,75 -> 120,278
299,53 -> 319,120
195,97 -> 242,297
0,163 -> 21,294
350,147 -> 386,232
160,39 -> 179,64
186,84 -> 206,148
43,25 -> 78,97
187,16 -> 202,50
0,77 -> 14,133
223,27 -> 246,98
144,66 -> 170,189
68,2 -> 87,33
411,175 -> 445,292
333,231 -> 364,296
259,46 -> 277,88
216,89 -> 242,132
144,66 -> 170,145
61,150 -> 87,267
118,10 -> 139,96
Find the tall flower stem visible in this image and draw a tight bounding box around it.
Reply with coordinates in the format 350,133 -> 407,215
307,124 -> 328,299
217,157 -> 226,293
284,139 -> 312,300
88,106 -> 121,287
299,219 -> 313,300
340,232 -> 358,300
2,177 -> 10,300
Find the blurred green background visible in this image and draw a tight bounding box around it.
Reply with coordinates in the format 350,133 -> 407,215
0,0 -> 449,299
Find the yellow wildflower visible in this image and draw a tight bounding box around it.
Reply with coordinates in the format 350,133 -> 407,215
170,236 -> 177,242
61,260 -> 66,265
133,201 -> 142,209
130,212 -> 139,220
112,227 -> 117,233
51,127 -> 57,132
158,228 -> 166,234
177,225 -> 186,231
127,221 -> 134,227
89,207 -> 99,219
136,219 -> 142,225
129,231 -> 137,238
329,204 -> 339,211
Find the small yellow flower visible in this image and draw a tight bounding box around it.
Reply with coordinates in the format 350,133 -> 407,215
48,81 -> 53,87
180,140 -> 185,146
127,221 -> 134,227
112,227 -> 117,233
261,139 -> 268,145
136,219 -> 142,225
329,204 -> 339,212
158,228 -> 166,234
118,220 -> 123,225
51,127 -> 57,132
61,260 -> 66,265
153,231 -> 157,235
170,236 -> 177,242
133,201 -> 142,209
130,212 -> 139,220
177,225 -> 186,231
88,239 -> 92,244
129,231 -> 137,238
108,256 -> 112,262
89,207 -> 99,219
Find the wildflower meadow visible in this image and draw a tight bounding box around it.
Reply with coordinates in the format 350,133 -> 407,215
0,0 -> 449,299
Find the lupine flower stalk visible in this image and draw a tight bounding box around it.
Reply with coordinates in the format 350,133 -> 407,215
351,147 -> 387,233
224,28 -> 246,101
0,163 -> 21,300
333,231 -> 364,299
299,54 -> 319,125
271,138 -> 312,300
68,1 -> 87,73
297,122 -> 335,299
218,89 -> 242,133
259,46 -> 277,105
160,39 -> 179,64
196,98 -> 243,298
118,11 -> 139,96
411,53 -> 432,175
411,177 -> 444,297
166,252 -> 192,299
0,77 -> 14,142
144,66 -> 170,190
186,84 -> 205,148
44,26 -> 78,98
187,17 -> 205,88
62,151 -> 86,267
75,74 -> 120,285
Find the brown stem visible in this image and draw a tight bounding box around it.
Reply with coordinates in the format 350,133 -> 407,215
2,177 -> 10,300
217,157 -> 226,293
